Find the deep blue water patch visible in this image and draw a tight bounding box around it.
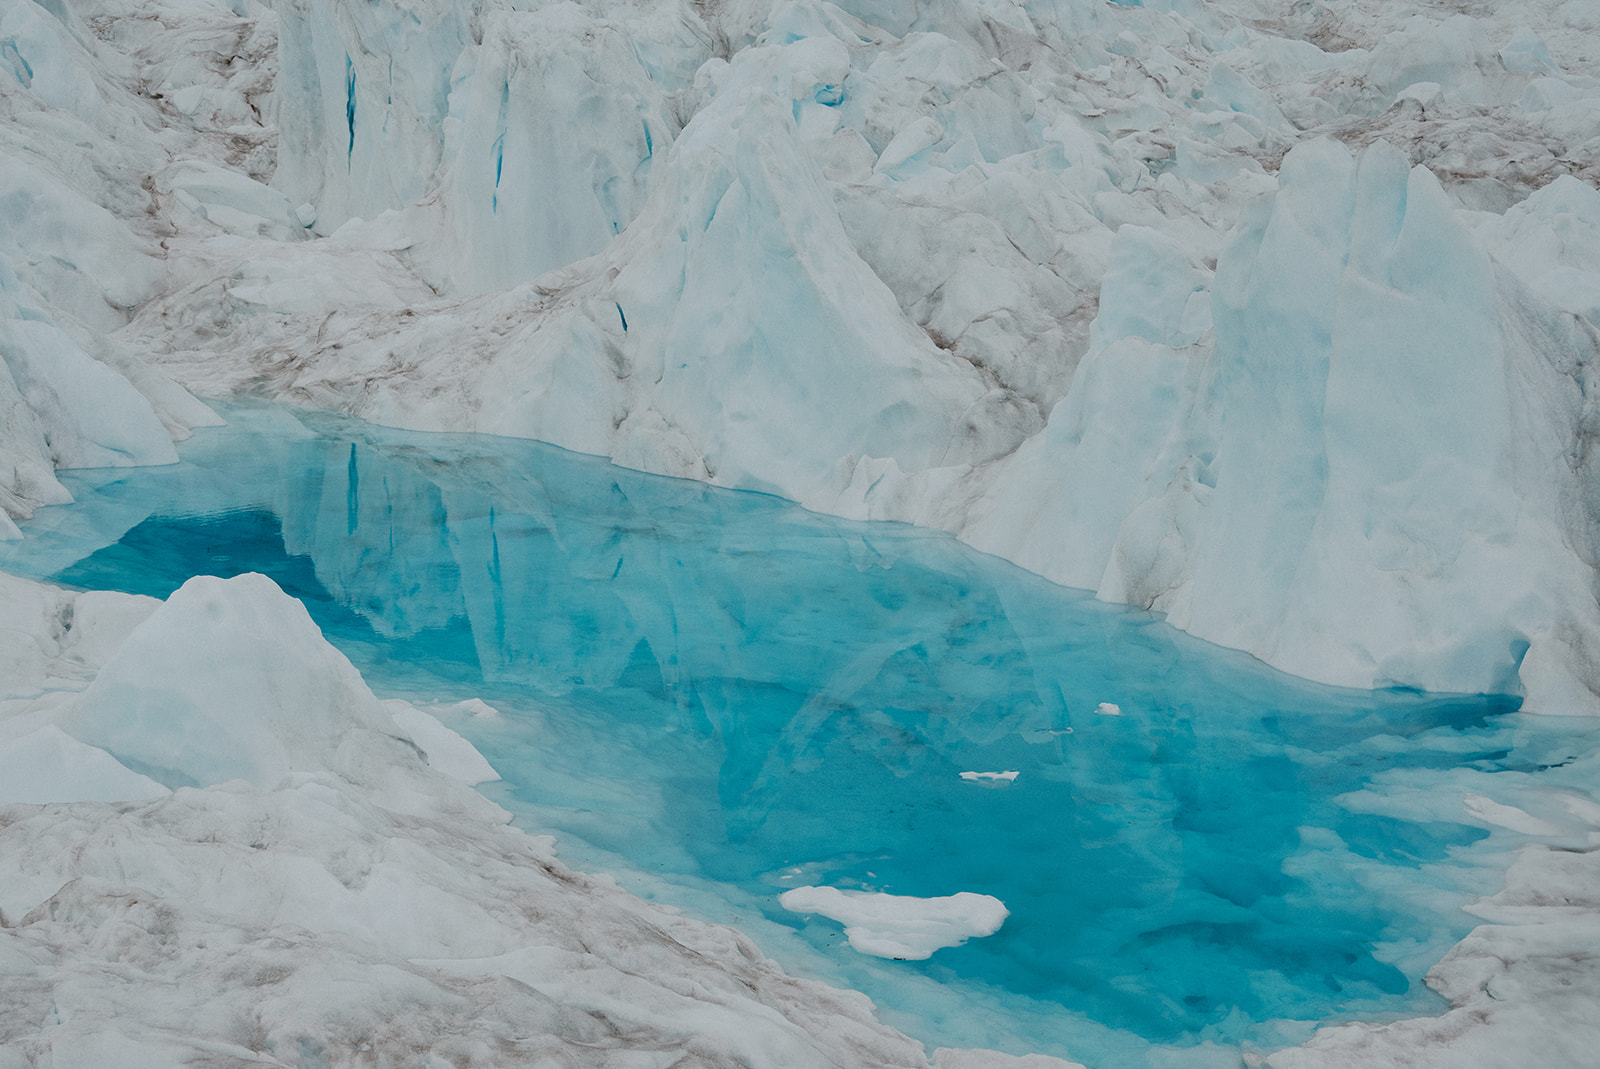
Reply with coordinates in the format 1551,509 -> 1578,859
4,402 -> 1591,1067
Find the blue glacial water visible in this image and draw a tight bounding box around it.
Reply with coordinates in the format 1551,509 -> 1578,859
4,402 -> 1596,1067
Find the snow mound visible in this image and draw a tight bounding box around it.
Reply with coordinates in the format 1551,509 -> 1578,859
59,572 -> 419,790
779,886 -> 1009,960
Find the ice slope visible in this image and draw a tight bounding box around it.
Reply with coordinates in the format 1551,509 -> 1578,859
0,0 -> 223,532
2,569 -> 1078,1068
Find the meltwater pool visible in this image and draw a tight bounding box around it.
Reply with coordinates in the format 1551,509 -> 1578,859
5,403 -> 1594,1067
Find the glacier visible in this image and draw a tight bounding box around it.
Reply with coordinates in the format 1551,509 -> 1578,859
2,0 -> 1600,1065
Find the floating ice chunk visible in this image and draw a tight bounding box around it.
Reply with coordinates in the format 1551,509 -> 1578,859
453,697 -> 501,719
383,700 -> 500,786
959,770 -> 1019,783
1094,703 -> 1123,716
0,725 -> 169,805
779,886 -> 1008,960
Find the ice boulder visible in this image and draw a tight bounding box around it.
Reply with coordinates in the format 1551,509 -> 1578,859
156,159 -> 307,242
1362,15 -> 1500,108
59,573 -> 422,790
0,154 -> 164,332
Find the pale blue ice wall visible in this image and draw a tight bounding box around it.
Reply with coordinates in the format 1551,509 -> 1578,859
272,0 -> 692,292
962,137 -> 1600,711
271,0 -> 471,232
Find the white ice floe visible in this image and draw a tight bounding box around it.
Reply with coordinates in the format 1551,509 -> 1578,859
779,886 -> 1010,960
959,770 -> 1019,783
1094,703 -> 1123,717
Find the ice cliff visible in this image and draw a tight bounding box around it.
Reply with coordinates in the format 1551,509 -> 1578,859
56,0 -> 1600,715
4,0 -> 1600,1064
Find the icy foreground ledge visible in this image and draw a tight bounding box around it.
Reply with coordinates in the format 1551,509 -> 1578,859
0,570 -> 1594,1066
0,571 -> 1070,1068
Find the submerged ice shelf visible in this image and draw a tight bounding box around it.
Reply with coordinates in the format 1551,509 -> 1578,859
4,404 -> 1597,1067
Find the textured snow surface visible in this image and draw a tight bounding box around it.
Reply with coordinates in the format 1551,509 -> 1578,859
3,0 -> 1600,1063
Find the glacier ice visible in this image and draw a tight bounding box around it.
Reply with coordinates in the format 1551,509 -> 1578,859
2,0 -> 1600,1064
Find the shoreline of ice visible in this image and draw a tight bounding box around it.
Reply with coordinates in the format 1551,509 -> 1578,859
1,568 -> 1596,1067
0,569 -> 1087,1068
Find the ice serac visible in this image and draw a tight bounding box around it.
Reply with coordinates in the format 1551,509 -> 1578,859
595,75 -> 1033,497
271,0 -> 472,233
1171,138 -> 1600,710
59,572 -> 420,790
947,137 -> 1600,713
422,2 -> 678,293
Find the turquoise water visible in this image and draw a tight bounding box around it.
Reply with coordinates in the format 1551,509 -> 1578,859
5,403 -> 1594,1066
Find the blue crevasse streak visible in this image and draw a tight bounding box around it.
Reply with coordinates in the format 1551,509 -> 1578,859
4,402 -> 1595,1068
345,55 -> 356,161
